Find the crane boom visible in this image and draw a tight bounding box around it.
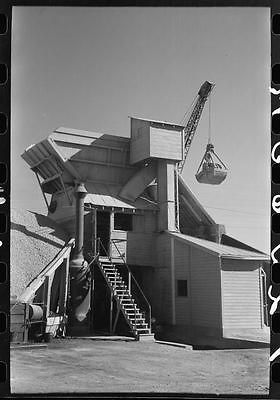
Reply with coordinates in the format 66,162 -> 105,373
178,81 -> 215,174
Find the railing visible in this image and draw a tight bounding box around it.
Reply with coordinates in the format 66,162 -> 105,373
95,237 -> 151,333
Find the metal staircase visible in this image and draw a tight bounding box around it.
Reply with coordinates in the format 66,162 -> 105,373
95,239 -> 154,341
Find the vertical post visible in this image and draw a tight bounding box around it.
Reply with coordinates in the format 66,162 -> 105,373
175,165 -> 180,231
108,212 -> 114,260
109,292 -> 113,334
74,183 -> 87,261
58,259 -> 67,314
170,237 -> 176,325
91,208 -> 97,256
157,160 -> 177,232
128,271 -> 131,295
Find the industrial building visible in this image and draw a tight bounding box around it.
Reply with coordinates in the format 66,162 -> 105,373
11,82 -> 269,347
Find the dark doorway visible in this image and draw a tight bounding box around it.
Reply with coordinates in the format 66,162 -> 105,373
96,211 -> 111,256
91,266 -> 111,332
84,210 -> 96,257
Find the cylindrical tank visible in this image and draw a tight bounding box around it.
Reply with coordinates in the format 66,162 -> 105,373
28,304 -> 44,321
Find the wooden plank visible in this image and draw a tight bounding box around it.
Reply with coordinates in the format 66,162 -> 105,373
11,332 -> 25,342
11,304 -> 26,313
10,323 -> 25,333
58,260 -> 67,314
189,247 -> 221,328
221,259 -> 261,329
11,315 -> 25,324
150,128 -> 183,161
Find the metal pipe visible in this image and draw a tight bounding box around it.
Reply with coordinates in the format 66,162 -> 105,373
74,183 -> 87,259
69,183 -> 91,327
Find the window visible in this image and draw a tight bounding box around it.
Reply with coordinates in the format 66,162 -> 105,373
114,213 -> 133,231
177,280 -> 188,297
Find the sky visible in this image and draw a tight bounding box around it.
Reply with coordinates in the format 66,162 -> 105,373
11,7 -> 270,253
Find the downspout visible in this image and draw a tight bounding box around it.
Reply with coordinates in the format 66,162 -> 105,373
69,182 -> 91,327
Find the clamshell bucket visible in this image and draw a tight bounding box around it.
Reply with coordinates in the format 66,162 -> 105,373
195,143 -> 228,185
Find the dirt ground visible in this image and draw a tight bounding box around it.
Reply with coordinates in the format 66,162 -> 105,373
11,338 -> 269,394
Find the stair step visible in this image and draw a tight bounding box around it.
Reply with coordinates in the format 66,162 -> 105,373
115,289 -> 128,293
102,268 -> 117,273
129,320 -> 146,325
128,314 -> 145,319
105,272 -> 121,277
136,328 -> 150,333
120,301 -> 136,306
135,323 -> 148,328
122,304 -> 139,308
119,294 -> 134,300
125,311 -> 143,316
107,279 -> 125,285
110,283 -> 127,288
138,333 -> 154,341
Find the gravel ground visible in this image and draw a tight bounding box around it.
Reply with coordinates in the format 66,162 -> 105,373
11,208 -> 69,298
11,338 -> 270,394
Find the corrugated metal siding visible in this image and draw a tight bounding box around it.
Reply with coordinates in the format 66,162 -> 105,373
174,240 -> 191,325
190,247 -> 222,329
85,188 -> 135,209
221,259 -> 262,329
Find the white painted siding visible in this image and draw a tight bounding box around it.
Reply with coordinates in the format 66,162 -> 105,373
155,233 -> 173,323
157,233 -> 171,268
174,240 -> 191,325
150,128 -> 183,161
130,118 -> 183,164
221,259 -> 262,329
126,232 -> 157,266
153,267 -> 173,323
111,230 -> 127,260
190,247 -> 222,329
130,120 -> 150,164
133,215 -> 145,232
144,212 -> 157,232
133,212 -> 156,233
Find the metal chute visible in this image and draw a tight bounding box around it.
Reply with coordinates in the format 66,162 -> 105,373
195,143 -> 228,185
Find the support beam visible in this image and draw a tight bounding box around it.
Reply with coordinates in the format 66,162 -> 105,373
170,237 -> 176,325
113,305 -> 121,334
157,160 -> 176,232
109,292 -> 113,334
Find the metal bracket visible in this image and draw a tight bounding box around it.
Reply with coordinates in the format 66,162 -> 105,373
34,172 -> 51,211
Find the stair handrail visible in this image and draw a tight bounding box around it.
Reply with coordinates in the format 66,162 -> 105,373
110,238 -> 151,331
95,237 -> 151,332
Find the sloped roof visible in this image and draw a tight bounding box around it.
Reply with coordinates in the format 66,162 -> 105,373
84,182 -> 158,211
11,209 -> 70,298
169,231 -> 269,260
178,175 -> 216,229
129,116 -> 185,130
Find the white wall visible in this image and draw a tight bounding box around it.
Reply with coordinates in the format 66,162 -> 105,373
221,259 -> 263,332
